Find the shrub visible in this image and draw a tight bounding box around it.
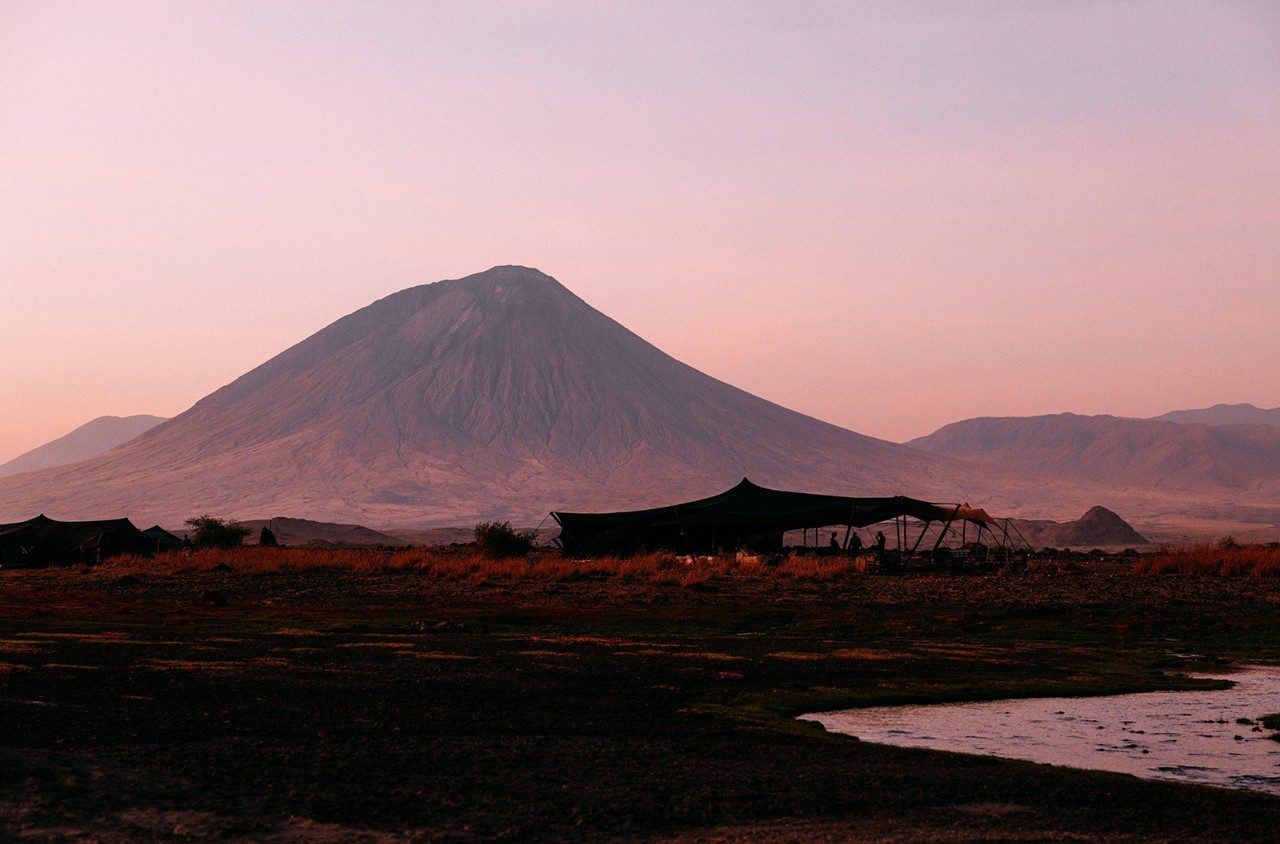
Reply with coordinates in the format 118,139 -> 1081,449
184,515 -> 252,550
473,521 -> 537,559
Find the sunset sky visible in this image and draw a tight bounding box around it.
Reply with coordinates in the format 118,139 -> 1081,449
2,1 -> 1278,463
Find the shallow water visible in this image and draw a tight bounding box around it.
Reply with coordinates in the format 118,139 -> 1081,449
801,666 -> 1280,795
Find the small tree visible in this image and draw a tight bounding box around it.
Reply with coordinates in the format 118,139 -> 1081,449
474,521 -> 537,558
185,515 -> 252,550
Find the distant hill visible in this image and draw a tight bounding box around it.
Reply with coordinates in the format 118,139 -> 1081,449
238,517 -> 408,548
908,413 -> 1280,495
1154,403 -> 1280,428
0,266 -> 955,527
1010,506 -> 1149,550
384,525 -> 557,546
0,415 -> 167,479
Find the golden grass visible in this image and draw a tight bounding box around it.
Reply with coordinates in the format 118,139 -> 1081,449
142,659 -> 246,671
395,651 -> 479,661
19,631 -> 139,642
98,546 -> 880,585
337,642 -> 419,649
509,650 -> 581,658
1134,544 -> 1280,577
526,636 -> 676,648
0,640 -> 44,654
765,648 -> 912,661
140,657 -> 291,671
615,650 -> 745,661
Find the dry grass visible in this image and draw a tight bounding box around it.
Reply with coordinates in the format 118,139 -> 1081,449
1133,543 -> 1280,577
97,546 -> 878,585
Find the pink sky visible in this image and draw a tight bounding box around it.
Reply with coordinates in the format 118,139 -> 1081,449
2,1 -> 1278,462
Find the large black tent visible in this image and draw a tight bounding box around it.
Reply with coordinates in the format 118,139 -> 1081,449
552,478 -> 1001,557
0,514 -> 149,568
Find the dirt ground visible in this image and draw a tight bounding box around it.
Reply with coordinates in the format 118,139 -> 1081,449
3,559 -> 1280,841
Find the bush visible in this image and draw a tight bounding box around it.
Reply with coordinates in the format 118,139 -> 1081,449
185,515 -> 252,550
473,521 -> 537,558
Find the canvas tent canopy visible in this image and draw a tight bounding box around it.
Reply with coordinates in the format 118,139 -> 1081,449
0,514 -> 149,568
552,478 -> 1000,557
141,524 -> 184,553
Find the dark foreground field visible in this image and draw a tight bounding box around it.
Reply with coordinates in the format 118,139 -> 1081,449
4,555 -> 1280,841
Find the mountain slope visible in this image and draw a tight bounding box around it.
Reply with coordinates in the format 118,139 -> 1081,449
0,415 -> 167,479
1154,403 -> 1280,428
909,413 -> 1280,495
0,266 -> 957,527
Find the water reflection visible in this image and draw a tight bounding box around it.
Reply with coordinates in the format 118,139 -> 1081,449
801,666 -> 1280,795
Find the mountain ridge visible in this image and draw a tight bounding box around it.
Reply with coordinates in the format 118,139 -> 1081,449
0,415 -> 167,479
908,412 -> 1280,495
1154,403 -> 1280,428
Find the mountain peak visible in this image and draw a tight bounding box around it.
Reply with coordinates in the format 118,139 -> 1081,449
0,267 -> 928,526
431,265 -> 566,298
374,265 -> 578,324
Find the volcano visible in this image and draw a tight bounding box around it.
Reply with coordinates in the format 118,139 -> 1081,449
0,266 -> 958,527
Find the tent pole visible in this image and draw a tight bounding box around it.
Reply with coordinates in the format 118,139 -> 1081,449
671,507 -> 692,556
841,504 -> 857,551
909,520 -> 932,555
931,505 -> 962,552
1007,520 -> 1033,553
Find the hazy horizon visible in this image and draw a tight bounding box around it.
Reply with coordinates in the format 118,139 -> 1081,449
3,1 -> 1278,462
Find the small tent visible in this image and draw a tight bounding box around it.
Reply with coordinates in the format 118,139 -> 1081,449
141,525 -> 184,554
